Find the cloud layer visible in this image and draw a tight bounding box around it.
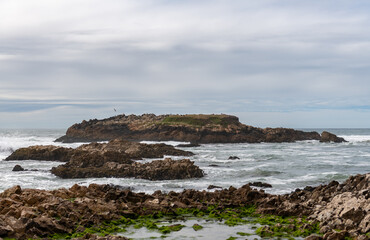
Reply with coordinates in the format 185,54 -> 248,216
1,0 -> 370,128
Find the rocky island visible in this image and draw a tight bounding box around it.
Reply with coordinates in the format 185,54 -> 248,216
55,114 -> 346,143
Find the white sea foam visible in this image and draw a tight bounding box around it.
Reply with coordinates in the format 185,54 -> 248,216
339,135 -> 370,143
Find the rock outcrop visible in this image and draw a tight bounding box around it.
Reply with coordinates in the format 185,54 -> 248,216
257,173 -> 370,238
6,139 -> 202,180
320,131 -> 347,143
0,173 -> 368,239
55,114 -> 340,143
5,145 -> 74,161
51,158 -> 204,180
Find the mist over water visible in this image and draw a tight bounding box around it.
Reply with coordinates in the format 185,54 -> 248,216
0,129 -> 369,194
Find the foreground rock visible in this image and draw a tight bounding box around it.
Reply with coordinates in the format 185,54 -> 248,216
0,173 -> 368,239
55,114 -> 343,143
257,173 -> 370,238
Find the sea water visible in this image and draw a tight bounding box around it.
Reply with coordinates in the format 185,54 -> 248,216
0,128 -> 369,194
0,128 -> 369,239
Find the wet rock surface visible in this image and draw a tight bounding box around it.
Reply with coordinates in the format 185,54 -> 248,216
0,173 -> 368,239
55,114 -> 340,143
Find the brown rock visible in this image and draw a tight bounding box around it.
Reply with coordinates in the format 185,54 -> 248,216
320,131 -> 347,143
5,145 -> 74,161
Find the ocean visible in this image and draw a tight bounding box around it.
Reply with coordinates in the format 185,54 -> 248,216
0,128 -> 369,195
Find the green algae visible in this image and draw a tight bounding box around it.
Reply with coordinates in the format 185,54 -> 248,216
48,204 -> 321,239
161,114 -> 235,128
192,223 -> 204,231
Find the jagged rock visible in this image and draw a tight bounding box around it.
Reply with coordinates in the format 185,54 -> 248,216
6,139 -> 198,181
320,131 -> 347,143
0,173 -> 368,239
228,156 -> 240,160
52,158 -> 204,180
55,114 -> 324,143
12,165 -> 24,171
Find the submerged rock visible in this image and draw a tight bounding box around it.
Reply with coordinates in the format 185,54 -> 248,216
249,182 -> 272,188
55,113 -> 325,143
12,165 -> 24,171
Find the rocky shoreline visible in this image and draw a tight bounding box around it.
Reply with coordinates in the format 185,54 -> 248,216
0,173 -> 368,239
55,114 -> 346,144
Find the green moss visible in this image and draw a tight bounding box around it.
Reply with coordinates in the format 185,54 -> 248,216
226,237 -> 237,240
192,223 -> 204,231
236,232 -> 252,236
161,114 -> 236,128
48,204 -> 321,240
159,224 -> 185,234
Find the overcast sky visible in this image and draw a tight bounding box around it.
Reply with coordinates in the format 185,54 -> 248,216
1,0 -> 370,128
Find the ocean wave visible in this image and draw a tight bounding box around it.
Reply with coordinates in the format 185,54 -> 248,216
339,135 -> 370,143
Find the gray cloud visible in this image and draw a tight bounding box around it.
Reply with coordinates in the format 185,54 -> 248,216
1,0 -> 370,128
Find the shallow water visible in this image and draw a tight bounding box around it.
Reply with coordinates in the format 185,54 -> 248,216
0,128 -> 369,195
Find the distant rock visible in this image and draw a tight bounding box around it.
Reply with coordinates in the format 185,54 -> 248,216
248,182 -> 272,188
320,131 -> 347,143
12,165 -> 24,171
228,156 -> 240,160
55,113 -> 323,144
176,143 -> 201,148
207,185 -> 223,189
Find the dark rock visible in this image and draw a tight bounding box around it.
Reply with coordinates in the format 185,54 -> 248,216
228,156 -> 240,160
12,165 -> 24,172
5,145 -> 74,161
209,164 -> 220,167
177,143 -> 201,147
249,182 -> 272,188
320,131 -> 347,143
52,158 -> 204,180
207,185 -> 223,189
55,113 -> 322,143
